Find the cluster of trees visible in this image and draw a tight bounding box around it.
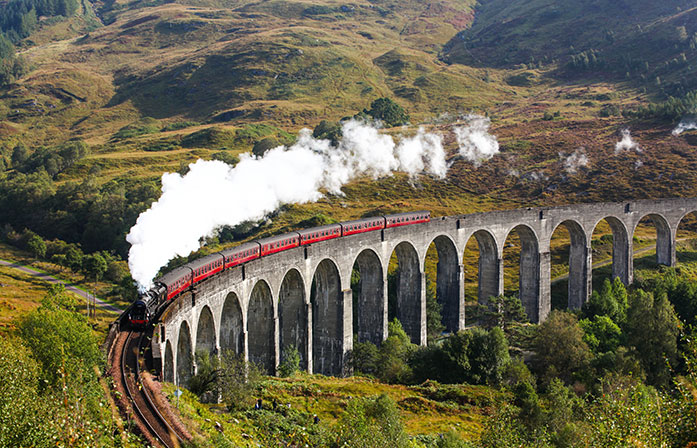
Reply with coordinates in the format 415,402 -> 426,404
566,49 -> 604,71
0,164 -> 160,256
310,97 -> 410,148
189,349 -> 471,448
0,0 -> 79,42
0,34 -> 26,86
0,286 -> 137,446
476,272 -> 697,446
624,90 -> 697,122
351,319 -> 511,386
347,271 -> 697,446
176,270 -> 697,447
2,226 -> 137,299
9,139 -> 89,178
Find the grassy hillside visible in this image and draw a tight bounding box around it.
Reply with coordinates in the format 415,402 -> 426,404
0,0 -> 695,285
162,374 -> 497,446
443,0 -> 697,96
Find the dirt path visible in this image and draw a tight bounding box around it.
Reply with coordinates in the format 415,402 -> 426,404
0,259 -> 124,313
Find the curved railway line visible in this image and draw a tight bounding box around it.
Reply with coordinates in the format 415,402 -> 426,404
116,329 -> 186,448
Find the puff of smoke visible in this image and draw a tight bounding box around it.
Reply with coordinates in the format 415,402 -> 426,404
522,171 -> 548,182
454,114 -> 500,166
672,119 -> 697,136
560,148 -> 589,174
126,120 -> 448,288
614,129 -> 642,154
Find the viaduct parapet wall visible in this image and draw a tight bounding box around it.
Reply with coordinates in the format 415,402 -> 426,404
154,198 -> 697,386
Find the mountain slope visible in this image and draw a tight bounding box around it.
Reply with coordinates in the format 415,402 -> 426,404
443,0 -> 697,96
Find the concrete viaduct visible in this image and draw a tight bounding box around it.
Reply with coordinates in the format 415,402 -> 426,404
153,198 -> 697,387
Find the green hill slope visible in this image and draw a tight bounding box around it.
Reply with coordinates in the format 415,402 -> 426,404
443,0 -> 697,96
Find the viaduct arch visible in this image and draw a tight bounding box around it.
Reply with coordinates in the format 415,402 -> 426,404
155,198 -> 697,386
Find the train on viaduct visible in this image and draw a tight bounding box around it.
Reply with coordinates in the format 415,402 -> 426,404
149,198 -> 697,388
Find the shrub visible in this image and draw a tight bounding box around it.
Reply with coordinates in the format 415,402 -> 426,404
278,345 -> 300,377
531,310 -> 592,387
189,351 -> 221,400
112,119 -> 160,140
312,120 -> 342,145
505,72 -> 535,87
252,137 -> 281,157
17,285 -> 103,385
26,233 -> 45,258
219,351 -> 263,411
212,151 -> 239,166
364,97 -> 409,127
335,394 -> 411,448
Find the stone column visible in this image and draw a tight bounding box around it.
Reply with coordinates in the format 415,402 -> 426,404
479,255 -> 504,305
419,272 -> 427,346
273,314 -> 280,375
613,234 -> 632,285
657,228 -> 676,267
457,264 -> 466,330
341,289 -> 353,376
568,244 -> 591,310
242,328 -> 249,363
382,276 -> 389,342
306,302 -> 313,374
436,257 -> 463,333
538,251 -> 551,323
519,250 -> 541,323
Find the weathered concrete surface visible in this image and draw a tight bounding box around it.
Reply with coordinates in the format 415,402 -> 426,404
158,198 -> 697,386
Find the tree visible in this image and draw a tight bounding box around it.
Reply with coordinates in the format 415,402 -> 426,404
188,351 -> 221,400
583,277 -> 628,325
0,34 -> 26,86
481,326 -> 511,385
579,315 -> 622,353
512,381 -> 542,431
82,253 -> 107,281
647,268 -> 697,327
335,394 -> 411,448
278,344 -> 300,377
624,290 -> 680,388
252,137 -> 280,157
11,142 -> 29,168
64,245 -> 84,271
531,310 -> 592,387
0,337 -> 51,447
17,285 -> 102,385
365,97 -> 409,127
219,351 -> 262,411
350,340 -> 380,376
312,120 -> 342,145
482,295 -> 528,330
26,233 -> 46,258
439,329 -> 473,383
58,140 -> 89,166
376,319 -> 413,383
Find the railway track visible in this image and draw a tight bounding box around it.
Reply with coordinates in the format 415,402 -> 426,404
118,330 -> 185,448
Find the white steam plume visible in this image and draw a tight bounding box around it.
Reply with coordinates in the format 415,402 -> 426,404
454,114 -> 499,166
561,148 -> 589,174
614,129 -> 641,154
127,120 -> 448,287
672,119 -> 697,136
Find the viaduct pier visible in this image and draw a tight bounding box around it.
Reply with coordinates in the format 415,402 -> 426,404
152,198 -> 697,387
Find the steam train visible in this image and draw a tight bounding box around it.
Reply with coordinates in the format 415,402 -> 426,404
127,210 -> 430,328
